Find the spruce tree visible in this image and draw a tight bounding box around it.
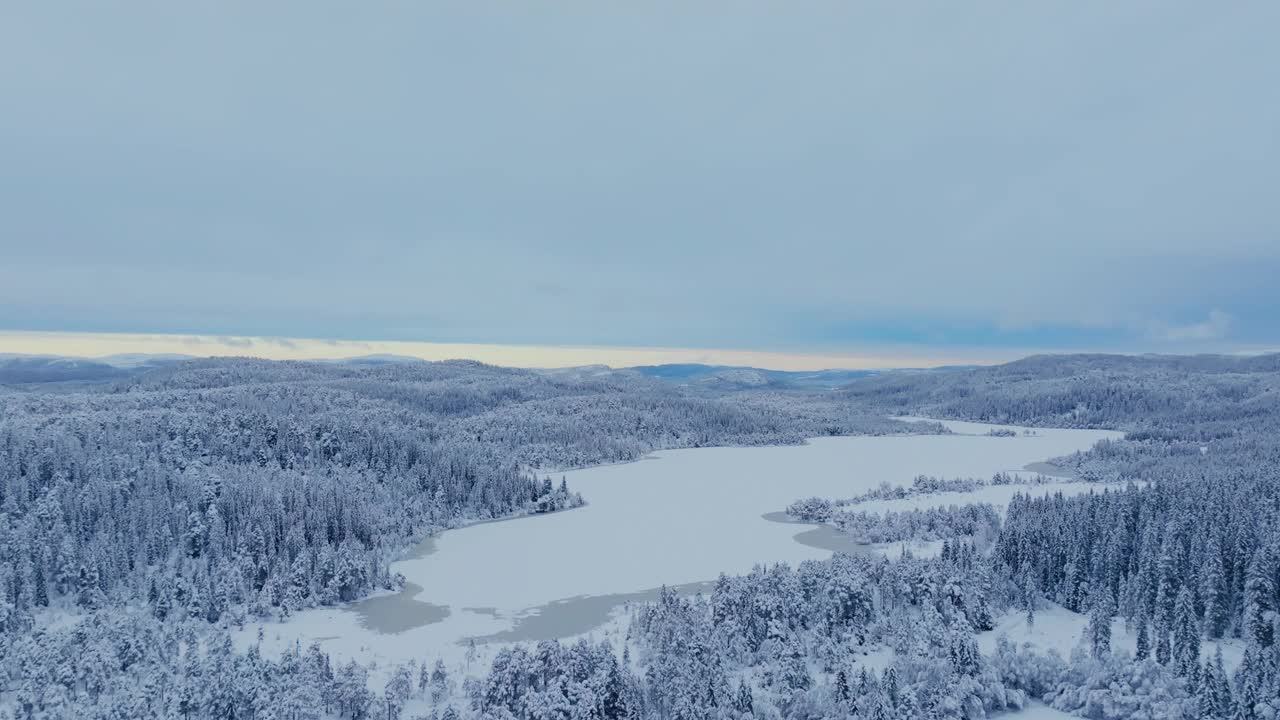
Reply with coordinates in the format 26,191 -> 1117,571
883,666 -> 900,708
1243,552 -> 1274,648
1087,585 -> 1115,659
898,687 -> 922,718
1173,586 -> 1202,677
1198,649 -> 1234,720
430,659 -> 449,704
1210,647 -> 1233,717
1202,536 -> 1229,639
733,681 -> 753,715
1199,668 -> 1219,720
834,669 -> 850,706
1022,569 -> 1037,629
1155,628 -> 1172,665
1155,533 -> 1179,624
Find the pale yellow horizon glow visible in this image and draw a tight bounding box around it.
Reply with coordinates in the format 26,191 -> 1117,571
0,330 -> 1033,372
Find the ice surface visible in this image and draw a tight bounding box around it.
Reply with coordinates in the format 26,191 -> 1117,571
240,419 -> 1119,673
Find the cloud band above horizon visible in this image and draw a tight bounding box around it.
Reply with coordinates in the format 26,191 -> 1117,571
1,3 -> 1276,353
0,331 -> 1043,372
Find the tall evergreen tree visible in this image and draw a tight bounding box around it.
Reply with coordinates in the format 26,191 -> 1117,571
1022,569 -> 1037,629
1155,627 -> 1172,666
1087,585 -> 1116,659
1202,536 -> 1229,639
1173,586 -> 1202,677
1243,551 -> 1275,648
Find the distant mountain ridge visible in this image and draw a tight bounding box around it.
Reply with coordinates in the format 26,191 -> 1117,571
0,356 -> 130,384
0,353 -> 201,385
0,351 -> 965,389
0,352 -> 424,385
624,363 -> 883,390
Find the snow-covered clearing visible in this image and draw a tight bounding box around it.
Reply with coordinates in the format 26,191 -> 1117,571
239,419 -> 1118,680
999,702 -> 1079,719
978,602 -> 1245,674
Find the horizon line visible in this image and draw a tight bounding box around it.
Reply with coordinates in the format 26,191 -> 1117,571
0,329 -> 1066,372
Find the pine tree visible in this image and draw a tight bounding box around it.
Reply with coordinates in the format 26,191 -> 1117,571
1173,586 -> 1202,677
970,566 -> 995,631
1058,559 -> 1078,610
1202,536 -> 1229,639
1022,569 -> 1037,629
1155,627 -> 1172,665
1243,552 -> 1274,648
1155,532 -> 1179,623
733,680 -> 753,715
871,695 -> 891,720
465,639 -> 478,672
1086,586 -> 1113,659
857,669 -> 875,700
1154,574 -> 1175,666
430,658 -> 449,704
602,650 -> 626,720
176,646 -> 203,720
76,565 -> 103,609
1234,668 -> 1258,720
1198,648 -> 1233,720
834,669 -> 850,706
1210,647 -> 1233,717
32,562 -> 48,608
418,661 -> 432,697
883,666 -> 900,708
1200,676 -> 1219,720
384,664 -> 413,720
898,687 -> 922,718
778,639 -> 811,692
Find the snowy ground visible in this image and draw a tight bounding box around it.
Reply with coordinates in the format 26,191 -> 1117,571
238,419 -> 1119,684
978,602 -> 1245,674
999,703 -> 1079,719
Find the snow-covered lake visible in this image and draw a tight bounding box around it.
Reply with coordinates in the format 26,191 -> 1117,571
241,419 -> 1120,671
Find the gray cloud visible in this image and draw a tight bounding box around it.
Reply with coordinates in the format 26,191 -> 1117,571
1148,310 -> 1234,343
1,2 -> 1276,353
215,336 -> 254,349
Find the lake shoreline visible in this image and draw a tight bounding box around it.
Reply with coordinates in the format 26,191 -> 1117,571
241,416 -> 1120,679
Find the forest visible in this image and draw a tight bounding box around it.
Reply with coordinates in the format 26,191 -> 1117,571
3,353 -> 1280,719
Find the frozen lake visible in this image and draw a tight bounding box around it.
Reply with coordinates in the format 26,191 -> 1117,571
242,419 -> 1120,669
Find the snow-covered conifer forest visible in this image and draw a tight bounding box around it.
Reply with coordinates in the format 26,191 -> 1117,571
3,352 -> 1280,719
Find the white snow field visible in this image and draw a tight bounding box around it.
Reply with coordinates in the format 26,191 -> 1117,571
240,419 -> 1119,674
979,601 -> 1246,674
1000,703 -> 1079,719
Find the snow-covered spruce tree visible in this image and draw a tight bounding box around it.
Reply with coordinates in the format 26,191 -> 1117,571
1197,648 -> 1234,719
1172,587 -> 1201,678
1087,585 -> 1116,659
1244,550 -> 1275,649
1202,534 -> 1229,639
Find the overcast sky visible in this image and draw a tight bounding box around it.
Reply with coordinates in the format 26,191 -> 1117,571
2,2 -> 1277,367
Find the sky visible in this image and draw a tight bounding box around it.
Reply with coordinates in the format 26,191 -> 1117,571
1,2 -> 1277,369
